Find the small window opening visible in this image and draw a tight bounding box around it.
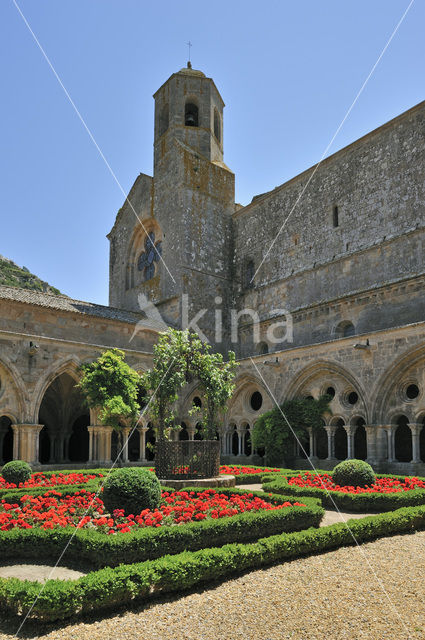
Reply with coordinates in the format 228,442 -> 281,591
244,260 -> 255,289
159,103 -> 169,137
257,342 -> 269,355
406,384 -> 419,400
213,108 -> 221,142
335,321 -> 355,339
348,391 -> 359,405
185,102 -> 199,127
250,391 -> 263,411
333,205 -> 339,228
326,386 -> 336,399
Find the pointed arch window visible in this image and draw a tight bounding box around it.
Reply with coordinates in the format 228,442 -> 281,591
137,232 -> 162,281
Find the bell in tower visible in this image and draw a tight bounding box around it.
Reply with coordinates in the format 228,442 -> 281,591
184,102 -> 198,127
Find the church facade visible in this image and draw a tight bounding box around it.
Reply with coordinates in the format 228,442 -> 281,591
1,64 -> 424,473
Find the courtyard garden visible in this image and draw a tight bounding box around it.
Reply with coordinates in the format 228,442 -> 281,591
2,458 -> 425,624
1,336 -> 425,628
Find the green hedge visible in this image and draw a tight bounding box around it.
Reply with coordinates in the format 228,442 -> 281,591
262,473 -> 425,512
1,504 -> 425,622
0,488 -> 322,569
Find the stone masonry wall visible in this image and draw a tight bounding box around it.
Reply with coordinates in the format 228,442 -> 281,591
234,101 -> 425,353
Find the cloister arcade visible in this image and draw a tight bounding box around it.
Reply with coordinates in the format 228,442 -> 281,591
1,344 -> 425,472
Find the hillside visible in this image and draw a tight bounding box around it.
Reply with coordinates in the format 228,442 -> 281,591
0,256 -> 63,295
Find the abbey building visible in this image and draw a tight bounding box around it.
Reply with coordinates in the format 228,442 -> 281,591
1,64 -> 424,473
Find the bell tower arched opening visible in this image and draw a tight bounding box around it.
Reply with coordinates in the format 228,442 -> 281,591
185,101 -> 199,127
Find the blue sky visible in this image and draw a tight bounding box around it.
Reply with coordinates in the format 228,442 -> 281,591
0,0 -> 423,305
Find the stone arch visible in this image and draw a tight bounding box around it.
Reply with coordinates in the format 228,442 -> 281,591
231,423 -> 239,456
419,414 -> 425,463
316,422 -> 328,460
334,320 -> 355,339
185,98 -> 199,127
351,416 -> 367,460
145,422 -> 155,461
35,360 -> 87,464
179,421 -> 189,441
31,356 -> 82,423
0,356 -> 26,423
332,418 -> 347,460
283,360 -> 368,423
238,420 -> 252,456
180,382 -> 204,417
372,342 -> 425,425
0,416 -> 14,463
393,414 -> 412,462
228,374 -> 271,419
194,422 -> 203,441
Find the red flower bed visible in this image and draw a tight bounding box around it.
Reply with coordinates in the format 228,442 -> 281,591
0,472 -> 101,490
0,489 -> 305,534
288,472 -> 425,494
219,465 -> 280,476
148,466 -> 280,476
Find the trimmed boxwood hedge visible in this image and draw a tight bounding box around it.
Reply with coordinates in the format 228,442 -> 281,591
1,460 -> 32,485
0,488 -> 323,569
102,468 -> 162,515
262,473 -> 425,512
1,504 -> 425,622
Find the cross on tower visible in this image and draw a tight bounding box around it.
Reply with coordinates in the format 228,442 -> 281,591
187,40 -> 192,63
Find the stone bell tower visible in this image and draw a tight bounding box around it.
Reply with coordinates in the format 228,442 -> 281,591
108,63 -> 235,348
153,62 -> 225,170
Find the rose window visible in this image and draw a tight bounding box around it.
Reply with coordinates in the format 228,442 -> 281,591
137,232 -> 162,281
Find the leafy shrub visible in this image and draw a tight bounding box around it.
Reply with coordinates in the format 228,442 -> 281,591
1,460 -> 31,485
102,468 -> 161,515
251,396 -> 331,465
332,459 -> 376,488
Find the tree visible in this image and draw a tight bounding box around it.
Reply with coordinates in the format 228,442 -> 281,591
139,329 -> 189,442
140,329 -> 237,441
192,347 -> 237,439
251,395 -> 331,465
77,349 -> 142,457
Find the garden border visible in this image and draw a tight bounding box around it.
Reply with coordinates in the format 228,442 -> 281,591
262,472 -> 425,512
1,504 -> 425,622
0,488 -> 323,569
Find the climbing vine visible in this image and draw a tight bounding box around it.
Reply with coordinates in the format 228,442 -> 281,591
252,396 -> 331,465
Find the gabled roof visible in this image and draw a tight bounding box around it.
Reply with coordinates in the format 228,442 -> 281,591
0,285 -> 164,331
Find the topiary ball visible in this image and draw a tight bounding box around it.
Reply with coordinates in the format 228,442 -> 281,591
102,468 -> 161,516
2,460 -> 32,485
332,459 -> 376,488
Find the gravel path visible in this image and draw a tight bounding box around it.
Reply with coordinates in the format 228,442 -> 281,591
1,531 -> 423,640
0,565 -> 85,582
239,482 -> 378,526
